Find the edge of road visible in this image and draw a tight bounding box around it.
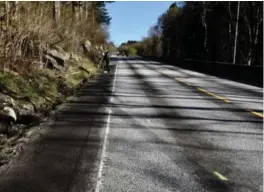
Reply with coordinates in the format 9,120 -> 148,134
94,60 -> 119,192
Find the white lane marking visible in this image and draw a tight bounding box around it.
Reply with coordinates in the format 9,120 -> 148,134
94,62 -> 118,192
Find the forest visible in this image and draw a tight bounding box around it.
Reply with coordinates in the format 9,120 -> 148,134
119,2 -> 263,66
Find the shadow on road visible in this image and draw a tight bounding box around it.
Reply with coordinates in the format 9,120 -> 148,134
105,58 -> 261,192
0,66 -> 116,192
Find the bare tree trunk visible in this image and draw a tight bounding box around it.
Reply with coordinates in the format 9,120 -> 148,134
92,2 -> 95,26
85,2 -> 89,19
228,2 -> 232,36
201,2 -> 208,60
76,2 -> 79,21
246,3 -> 263,66
91,2 -> 95,42
39,2 -> 44,26
5,1 -> 10,27
72,2 -> 77,21
228,1 -> 232,60
233,1 -> 240,64
79,3 -> 85,37
53,1 -> 60,23
4,1 -> 10,68
14,1 -> 19,22
79,2 -> 84,20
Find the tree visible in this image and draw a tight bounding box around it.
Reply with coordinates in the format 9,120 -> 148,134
233,1 -> 240,64
53,1 -> 60,23
91,2 -> 112,25
0,1 -> 114,71
137,1 -> 263,65
148,25 -> 162,57
201,2 -> 208,59
240,1 -> 263,65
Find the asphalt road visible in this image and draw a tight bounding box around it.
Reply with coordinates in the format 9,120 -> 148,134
0,57 -> 262,192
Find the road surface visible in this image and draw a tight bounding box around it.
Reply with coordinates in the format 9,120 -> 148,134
0,57 -> 262,192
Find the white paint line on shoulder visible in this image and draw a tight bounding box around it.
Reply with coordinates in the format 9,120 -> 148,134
94,62 -> 118,192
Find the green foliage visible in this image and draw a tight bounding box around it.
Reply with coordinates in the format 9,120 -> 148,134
65,57 -> 98,88
134,1 -> 263,65
95,2 -> 112,25
128,47 -> 137,56
108,41 -> 118,53
0,70 -> 58,103
118,44 -> 137,56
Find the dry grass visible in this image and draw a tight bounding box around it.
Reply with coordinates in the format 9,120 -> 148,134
0,2 -> 109,72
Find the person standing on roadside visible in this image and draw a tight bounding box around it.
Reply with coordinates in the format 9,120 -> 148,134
102,51 -> 110,73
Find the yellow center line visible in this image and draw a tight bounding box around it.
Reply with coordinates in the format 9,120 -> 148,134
197,87 -> 231,103
175,78 -> 191,86
175,78 -> 183,82
214,171 -> 228,181
159,71 -> 174,79
166,75 -> 262,119
248,111 -> 264,119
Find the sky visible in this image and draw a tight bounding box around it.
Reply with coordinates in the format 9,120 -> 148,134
106,1 -> 174,46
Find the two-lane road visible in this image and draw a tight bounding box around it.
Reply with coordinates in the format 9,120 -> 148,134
0,57 -> 262,192
98,58 -> 263,192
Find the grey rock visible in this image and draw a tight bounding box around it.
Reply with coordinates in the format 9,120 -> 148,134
43,55 -> 64,71
0,106 -> 16,134
99,45 -> 104,51
0,122 -> 10,134
0,93 -> 14,107
47,48 -> 70,67
16,109 -> 43,125
70,52 -> 81,62
83,40 -> 92,52
53,45 -> 65,53
21,103 -> 35,113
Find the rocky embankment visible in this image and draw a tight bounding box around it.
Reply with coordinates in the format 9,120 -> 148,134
0,40 -> 105,166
